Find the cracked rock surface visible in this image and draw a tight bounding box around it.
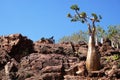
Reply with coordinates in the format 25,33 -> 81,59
0,33 -> 120,80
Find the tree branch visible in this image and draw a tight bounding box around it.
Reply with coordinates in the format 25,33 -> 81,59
92,21 -> 96,35
75,10 -> 92,35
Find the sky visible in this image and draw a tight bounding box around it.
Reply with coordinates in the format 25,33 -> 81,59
0,0 -> 120,42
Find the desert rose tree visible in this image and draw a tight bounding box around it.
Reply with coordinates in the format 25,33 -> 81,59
67,5 -> 102,71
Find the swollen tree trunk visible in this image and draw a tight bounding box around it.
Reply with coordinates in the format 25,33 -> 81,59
116,43 -> 119,49
111,40 -> 115,48
100,37 -> 103,44
86,34 -> 101,71
95,36 -> 98,46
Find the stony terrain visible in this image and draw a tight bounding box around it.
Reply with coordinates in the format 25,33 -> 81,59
0,33 -> 120,80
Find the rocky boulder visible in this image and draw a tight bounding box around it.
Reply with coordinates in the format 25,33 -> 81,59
0,34 -> 34,62
0,34 -> 34,80
17,53 -> 80,80
34,41 -> 75,56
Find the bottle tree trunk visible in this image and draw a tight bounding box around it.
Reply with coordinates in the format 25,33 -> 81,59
100,37 -> 103,44
116,43 -> 119,49
86,24 -> 101,71
111,40 -> 115,48
95,36 -> 98,46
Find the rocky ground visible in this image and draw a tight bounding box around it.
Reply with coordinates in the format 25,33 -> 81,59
0,33 -> 120,80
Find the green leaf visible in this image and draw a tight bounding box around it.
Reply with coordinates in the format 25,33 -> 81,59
80,12 -> 87,18
70,4 -> 79,11
91,13 -> 98,20
67,13 -> 72,18
81,20 -> 85,23
99,15 -> 102,19
96,19 -> 100,22
71,18 -> 77,22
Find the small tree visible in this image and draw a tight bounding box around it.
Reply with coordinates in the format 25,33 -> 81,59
67,4 -> 102,71
96,26 -> 106,44
107,26 -> 120,48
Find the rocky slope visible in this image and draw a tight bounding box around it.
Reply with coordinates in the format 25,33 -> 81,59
0,33 -> 120,80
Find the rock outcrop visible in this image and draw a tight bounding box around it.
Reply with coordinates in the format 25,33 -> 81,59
0,33 -> 120,80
